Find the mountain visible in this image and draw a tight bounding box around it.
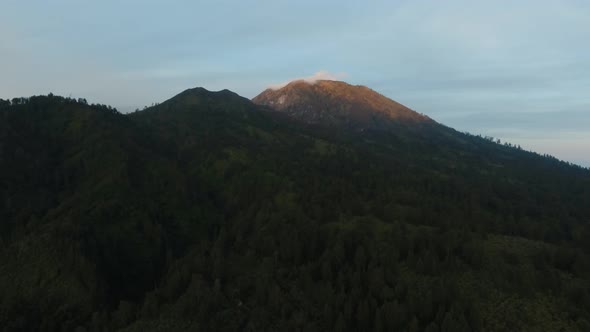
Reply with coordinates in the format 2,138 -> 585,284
1,87 -> 590,331
252,79 -> 431,130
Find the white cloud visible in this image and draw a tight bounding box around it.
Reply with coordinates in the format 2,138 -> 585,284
267,70 -> 349,90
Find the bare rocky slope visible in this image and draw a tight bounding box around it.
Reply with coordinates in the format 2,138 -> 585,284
253,80 -> 432,130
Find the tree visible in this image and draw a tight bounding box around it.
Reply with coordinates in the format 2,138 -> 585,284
408,315 -> 420,332
374,308 -> 384,332
425,322 -> 439,332
334,312 -> 346,332
356,299 -> 371,331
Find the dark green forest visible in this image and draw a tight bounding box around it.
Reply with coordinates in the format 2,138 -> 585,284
1,90 -> 590,331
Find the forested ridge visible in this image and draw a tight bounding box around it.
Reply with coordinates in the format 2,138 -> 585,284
1,89 -> 590,331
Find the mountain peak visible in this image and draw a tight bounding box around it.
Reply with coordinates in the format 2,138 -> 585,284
253,79 -> 432,130
177,87 -> 242,99
156,86 -> 253,110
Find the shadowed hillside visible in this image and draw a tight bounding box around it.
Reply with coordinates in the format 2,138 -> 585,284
1,87 -> 590,331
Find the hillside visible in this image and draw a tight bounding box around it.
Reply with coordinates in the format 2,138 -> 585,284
1,87 -> 590,331
253,80 -> 431,129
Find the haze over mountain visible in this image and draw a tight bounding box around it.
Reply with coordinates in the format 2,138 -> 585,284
1,81 -> 590,331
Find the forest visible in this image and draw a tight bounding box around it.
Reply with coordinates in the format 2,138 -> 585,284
1,90 -> 590,331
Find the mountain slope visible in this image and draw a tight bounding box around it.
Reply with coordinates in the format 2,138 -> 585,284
1,88 -> 590,331
253,79 -> 431,130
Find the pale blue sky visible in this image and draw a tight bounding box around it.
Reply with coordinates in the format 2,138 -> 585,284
1,0 -> 589,166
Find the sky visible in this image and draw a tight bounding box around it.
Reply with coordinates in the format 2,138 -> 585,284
1,0 -> 589,166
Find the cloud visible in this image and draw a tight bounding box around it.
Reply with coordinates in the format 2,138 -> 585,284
267,70 -> 349,90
